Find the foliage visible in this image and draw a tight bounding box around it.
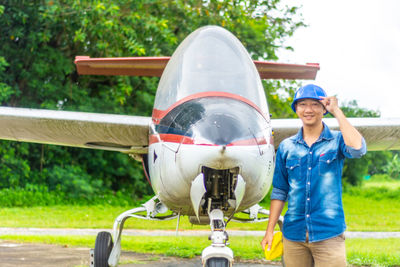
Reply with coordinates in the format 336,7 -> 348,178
367,173 -> 393,181
343,149 -> 395,186
338,100 -> 393,185
265,80 -> 299,118
343,186 -> 400,201
340,100 -> 380,118
0,1 -> 305,201
0,142 -> 31,188
383,154 -> 400,179
363,174 -> 400,190
0,185 -> 65,207
0,185 -> 139,207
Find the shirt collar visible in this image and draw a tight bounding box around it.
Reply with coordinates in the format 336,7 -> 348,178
294,122 -> 334,144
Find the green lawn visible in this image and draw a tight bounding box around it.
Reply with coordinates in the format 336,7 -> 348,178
346,238 -> 400,266
362,175 -> 400,190
1,191 -> 399,231
343,195 -> 400,231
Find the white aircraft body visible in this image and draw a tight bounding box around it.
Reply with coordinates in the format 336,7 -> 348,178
1,26 -> 400,267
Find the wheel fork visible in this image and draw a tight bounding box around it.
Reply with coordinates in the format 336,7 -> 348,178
201,209 -> 234,267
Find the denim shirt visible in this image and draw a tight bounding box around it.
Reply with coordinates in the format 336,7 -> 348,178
271,123 -> 367,242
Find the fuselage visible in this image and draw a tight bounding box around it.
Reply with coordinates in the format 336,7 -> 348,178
147,26 -> 275,220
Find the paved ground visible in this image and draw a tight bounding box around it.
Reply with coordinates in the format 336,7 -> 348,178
0,240 -> 280,267
0,241 -> 89,267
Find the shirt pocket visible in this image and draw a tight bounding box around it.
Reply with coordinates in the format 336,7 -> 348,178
318,152 -> 338,176
286,158 -> 301,180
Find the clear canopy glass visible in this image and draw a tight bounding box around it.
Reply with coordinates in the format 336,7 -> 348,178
154,26 -> 268,114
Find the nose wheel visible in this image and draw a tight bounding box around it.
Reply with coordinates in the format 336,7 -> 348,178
205,257 -> 229,267
94,231 -> 113,267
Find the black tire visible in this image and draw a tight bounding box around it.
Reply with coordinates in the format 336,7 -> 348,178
94,231 -> 113,267
206,257 -> 229,267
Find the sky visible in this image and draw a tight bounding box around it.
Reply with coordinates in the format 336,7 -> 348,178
277,0 -> 400,117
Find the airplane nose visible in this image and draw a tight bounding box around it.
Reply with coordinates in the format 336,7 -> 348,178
192,113 -> 246,145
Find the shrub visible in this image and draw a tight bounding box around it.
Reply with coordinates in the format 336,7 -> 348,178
46,165 -> 103,200
343,186 -> 400,201
0,185 -> 65,207
368,173 -> 392,181
0,185 -> 139,207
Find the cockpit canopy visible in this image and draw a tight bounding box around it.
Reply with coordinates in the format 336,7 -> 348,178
153,26 -> 268,115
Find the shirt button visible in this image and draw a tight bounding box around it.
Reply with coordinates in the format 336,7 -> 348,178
307,198 -> 310,201
308,167 -> 311,170
306,214 -> 310,217
327,160 -> 330,163
309,151 -> 312,154
307,182 -> 310,185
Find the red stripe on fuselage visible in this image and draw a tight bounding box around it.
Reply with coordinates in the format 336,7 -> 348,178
149,133 -> 268,146
152,91 -> 266,123
150,134 -> 194,145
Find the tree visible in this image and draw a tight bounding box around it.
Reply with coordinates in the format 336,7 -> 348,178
339,100 -> 392,185
0,1 -> 305,200
383,153 -> 400,180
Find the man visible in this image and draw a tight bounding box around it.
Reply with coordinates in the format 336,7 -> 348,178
261,84 -> 367,266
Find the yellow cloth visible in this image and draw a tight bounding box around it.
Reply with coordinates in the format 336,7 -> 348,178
264,231 -> 283,260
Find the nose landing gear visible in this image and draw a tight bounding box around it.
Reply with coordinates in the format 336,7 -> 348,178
202,209 -> 233,267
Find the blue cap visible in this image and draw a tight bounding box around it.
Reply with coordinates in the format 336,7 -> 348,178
291,84 -> 328,114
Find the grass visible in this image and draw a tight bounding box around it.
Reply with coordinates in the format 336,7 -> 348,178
346,238 -> 400,266
0,204 -> 276,230
362,174 -> 400,189
1,178 -> 399,231
0,205 -> 217,230
363,180 -> 400,190
342,178 -> 400,231
1,235 -> 399,266
343,195 -> 400,231
1,190 -> 400,231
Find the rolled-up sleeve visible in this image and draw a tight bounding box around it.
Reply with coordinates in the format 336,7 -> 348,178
343,137 -> 367,158
271,187 -> 288,201
271,145 -> 289,201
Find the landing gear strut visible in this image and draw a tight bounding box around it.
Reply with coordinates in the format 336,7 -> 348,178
93,196 -> 178,267
202,209 -> 233,267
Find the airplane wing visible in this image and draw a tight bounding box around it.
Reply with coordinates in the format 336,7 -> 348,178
1,106 -> 398,155
272,117 -> 400,151
74,56 -> 320,80
0,107 -> 150,154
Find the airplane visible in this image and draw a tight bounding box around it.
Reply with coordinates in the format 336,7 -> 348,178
1,25 -> 400,267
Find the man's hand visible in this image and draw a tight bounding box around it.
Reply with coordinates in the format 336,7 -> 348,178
261,231 -> 274,251
319,96 -> 340,115
320,96 -> 364,149
261,199 -> 285,252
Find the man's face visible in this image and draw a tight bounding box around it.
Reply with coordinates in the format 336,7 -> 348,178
295,99 -> 326,127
